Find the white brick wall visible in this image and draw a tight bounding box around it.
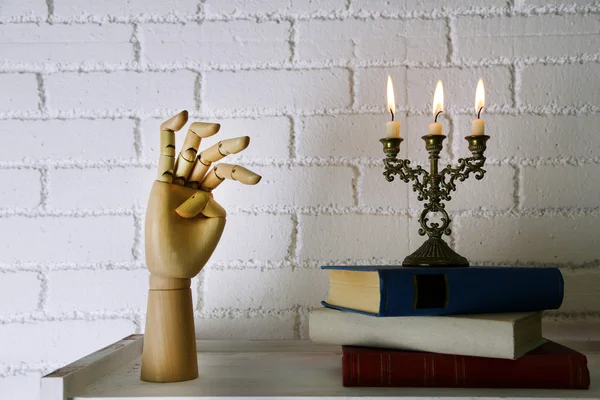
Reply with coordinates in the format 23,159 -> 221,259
0,24 -> 134,63
295,19 -> 447,63
0,169 -> 41,208
202,268 -> 326,310
455,15 -> 600,60
45,71 -> 196,110
0,74 -> 39,111
46,269 -> 149,313
1,1 -> 600,398
0,119 -> 137,160
298,114 -> 385,158
203,69 -> 352,110
521,164 -> 600,209
51,167 -> 155,209
53,0 -> 199,21
204,0 -> 346,15
143,21 -> 290,65
0,272 -> 41,315
0,0 -> 46,22
299,215 -> 410,262
350,0 -> 508,13
455,216 -> 600,264
452,114 -> 600,160
521,63 -> 600,108
0,216 -> 135,263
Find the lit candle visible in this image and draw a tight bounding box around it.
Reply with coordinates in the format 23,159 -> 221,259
472,78 -> 485,136
429,80 -> 444,135
386,75 -> 401,138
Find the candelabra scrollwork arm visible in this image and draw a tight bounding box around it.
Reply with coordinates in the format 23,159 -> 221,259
439,155 -> 487,200
383,157 -> 430,201
439,135 -> 490,200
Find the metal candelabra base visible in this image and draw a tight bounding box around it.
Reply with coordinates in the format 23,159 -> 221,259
402,237 -> 468,267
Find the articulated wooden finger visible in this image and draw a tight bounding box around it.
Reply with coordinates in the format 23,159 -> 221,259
199,136 -> 250,164
160,130 -> 176,157
157,111 -> 186,176
185,157 -> 211,189
189,122 -> 221,138
175,191 -> 209,218
199,163 -> 262,191
160,110 -> 188,132
157,154 -> 175,183
172,157 -> 195,186
219,136 -> 250,155
173,128 -> 202,185
192,137 -> 250,187
180,128 -> 202,160
198,168 -> 223,191
217,164 -> 261,184
175,191 -> 226,218
202,197 -> 226,218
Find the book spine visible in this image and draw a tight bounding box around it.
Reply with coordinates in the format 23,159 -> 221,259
342,351 -> 590,389
380,267 -> 564,316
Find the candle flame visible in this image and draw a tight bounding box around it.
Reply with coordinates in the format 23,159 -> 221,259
475,78 -> 485,116
432,80 -> 444,117
387,75 -> 395,119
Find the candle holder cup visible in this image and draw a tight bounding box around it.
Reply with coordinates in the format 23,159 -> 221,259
380,134 -> 490,267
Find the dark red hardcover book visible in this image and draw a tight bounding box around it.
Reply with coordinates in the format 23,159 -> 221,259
342,340 -> 590,389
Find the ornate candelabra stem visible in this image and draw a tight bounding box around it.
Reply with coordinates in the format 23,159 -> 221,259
380,134 -> 490,268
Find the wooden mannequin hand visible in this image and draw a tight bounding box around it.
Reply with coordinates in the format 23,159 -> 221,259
145,182 -> 225,280
142,110 -> 261,383
145,110 -> 261,281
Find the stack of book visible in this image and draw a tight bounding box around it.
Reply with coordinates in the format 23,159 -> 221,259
309,266 -> 590,389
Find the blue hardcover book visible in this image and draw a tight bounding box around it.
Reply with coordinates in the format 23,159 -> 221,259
321,266 -> 563,316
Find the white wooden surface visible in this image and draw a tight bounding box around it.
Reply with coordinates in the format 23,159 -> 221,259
41,336 -> 600,400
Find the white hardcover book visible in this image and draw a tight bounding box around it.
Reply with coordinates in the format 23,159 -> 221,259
309,307 -> 545,359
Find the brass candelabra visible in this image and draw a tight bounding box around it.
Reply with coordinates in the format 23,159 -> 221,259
380,133 -> 490,267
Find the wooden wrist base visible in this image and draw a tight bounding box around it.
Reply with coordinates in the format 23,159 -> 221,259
141,276 -> 198,383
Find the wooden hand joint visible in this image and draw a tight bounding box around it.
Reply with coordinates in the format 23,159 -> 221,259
149,275 -> 191,290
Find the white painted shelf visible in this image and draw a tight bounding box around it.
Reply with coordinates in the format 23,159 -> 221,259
41,335 -> 600,400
